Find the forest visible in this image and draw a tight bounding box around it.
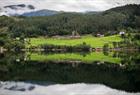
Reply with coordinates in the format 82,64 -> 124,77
0,4 -> 140,50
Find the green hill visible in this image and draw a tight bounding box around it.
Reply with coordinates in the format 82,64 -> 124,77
27,35 -> 122,48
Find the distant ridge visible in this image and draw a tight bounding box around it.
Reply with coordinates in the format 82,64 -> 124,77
22,9 -> 60,16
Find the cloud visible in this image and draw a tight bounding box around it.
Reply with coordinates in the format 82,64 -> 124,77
0,82 -> 140,95
0,0 -> 140,12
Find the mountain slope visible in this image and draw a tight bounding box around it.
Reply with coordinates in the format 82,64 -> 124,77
22,9 -> 60,16
105,4 -> 140,16
0,4 -> 140,37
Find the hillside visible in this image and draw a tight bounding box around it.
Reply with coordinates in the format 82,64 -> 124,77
22,9 -> 60,16
27,35 -> 122,48
105,4 -> 140,16
0,4 -> 140,38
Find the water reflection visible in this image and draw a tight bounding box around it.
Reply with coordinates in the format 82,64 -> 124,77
26,52 -> 121,63
0,51 -> 140,93
0,82 -> 140,95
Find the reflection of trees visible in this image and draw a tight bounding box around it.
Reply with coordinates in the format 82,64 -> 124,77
0,51 -> 140,92
0,60 -> 140,92
113,52 -> 119,58
103,50 -> 109,56
115,51 -> 140,65
0,52 -> 26,65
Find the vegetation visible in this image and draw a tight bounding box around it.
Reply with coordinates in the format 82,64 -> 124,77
27,35 -> 122,48
0,4 -> 140,49
0,27 -> 25,50
118,33 -> 140,48
0,4 -> 140,93
28,52 -> 121,63
0,4 -> 140,37
1,52 -> 140,92
41,43 -> 91,52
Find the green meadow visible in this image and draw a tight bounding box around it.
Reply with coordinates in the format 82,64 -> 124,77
27,35 -> 122,48
28,52 -> 121,64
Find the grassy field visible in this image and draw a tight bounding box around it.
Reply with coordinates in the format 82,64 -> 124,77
27,35 -> 122,48
28,52 -> 121,64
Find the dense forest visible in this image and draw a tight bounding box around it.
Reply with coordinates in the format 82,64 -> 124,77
0,4 -> 140,49
0,4 -> 140,37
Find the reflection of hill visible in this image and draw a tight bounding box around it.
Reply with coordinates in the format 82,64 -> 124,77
0,61 -> 140,92
0,52 -> 140,92
28,52 -> 121,63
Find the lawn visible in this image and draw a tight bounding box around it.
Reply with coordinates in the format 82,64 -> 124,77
27,35 -> 122,48
28,52 -> 121,64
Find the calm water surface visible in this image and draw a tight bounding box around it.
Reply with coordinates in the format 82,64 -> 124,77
0,51 -> 140,95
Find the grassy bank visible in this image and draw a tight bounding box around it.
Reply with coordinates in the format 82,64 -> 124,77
28,52 -> 121,64
27,35 -> 122,48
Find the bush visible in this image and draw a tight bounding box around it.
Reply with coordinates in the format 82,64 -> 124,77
103,43 -> 109,51
40,43 -> 91,52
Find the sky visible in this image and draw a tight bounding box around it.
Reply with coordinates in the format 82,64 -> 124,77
0,0 -> 140,12
0,82 -> 139,95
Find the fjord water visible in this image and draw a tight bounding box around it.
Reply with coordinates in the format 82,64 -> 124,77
0,51 -> 140,95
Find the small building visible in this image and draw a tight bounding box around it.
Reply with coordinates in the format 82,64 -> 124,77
70,31 -> 81,39
119,31 -> 125,35
70,35 -> 81,39
96,34 -> 104,37
15,37 -> 20,40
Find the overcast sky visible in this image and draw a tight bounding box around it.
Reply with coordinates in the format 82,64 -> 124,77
0,0 -> 140,12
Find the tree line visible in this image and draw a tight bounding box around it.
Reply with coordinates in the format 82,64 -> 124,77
0,4 -> 140,49
0,4 -> 140,38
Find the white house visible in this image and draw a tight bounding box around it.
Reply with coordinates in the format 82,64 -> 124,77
119,31 -> 125,35
96,34 -> 104,37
